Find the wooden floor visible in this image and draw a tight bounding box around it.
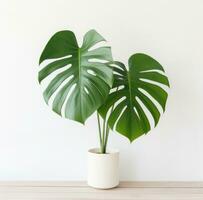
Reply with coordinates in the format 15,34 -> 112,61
0,181 -> 203,200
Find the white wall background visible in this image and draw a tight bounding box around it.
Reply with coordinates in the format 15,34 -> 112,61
0,0 -> 203,181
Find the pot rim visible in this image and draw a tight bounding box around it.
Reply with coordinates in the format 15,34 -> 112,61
88,148 -> 119,155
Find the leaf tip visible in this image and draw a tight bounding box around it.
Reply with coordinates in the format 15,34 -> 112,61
74,118 -> 86,125
38,74 -> 42,84
39,51 -> 45,65
43,95 -> 49,105
39,58 -> 42,65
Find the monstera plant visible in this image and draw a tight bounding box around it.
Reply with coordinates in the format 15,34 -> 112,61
39,29 -> 169,154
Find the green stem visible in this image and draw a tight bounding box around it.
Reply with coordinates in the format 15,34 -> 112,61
103,87 -> 119,153
101,116 -> 107,153
97,88 -> 119,154
96,112 -> 102,152
104,126 -> 110,152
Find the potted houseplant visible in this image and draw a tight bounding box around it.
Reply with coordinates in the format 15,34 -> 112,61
39,29 -> 169,189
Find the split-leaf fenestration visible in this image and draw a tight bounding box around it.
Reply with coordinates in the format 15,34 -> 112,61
39,30 -> 113,124
98,54 -> 170,142
39,29 -> 170,143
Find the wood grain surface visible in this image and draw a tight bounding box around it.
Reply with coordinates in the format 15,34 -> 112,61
0,181 -> 203,200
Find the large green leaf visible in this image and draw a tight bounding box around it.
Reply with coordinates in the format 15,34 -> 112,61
39,30 -> 113,124
99,53 -> 169,142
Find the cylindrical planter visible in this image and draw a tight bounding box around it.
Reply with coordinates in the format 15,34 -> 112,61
87,148 -> 119,189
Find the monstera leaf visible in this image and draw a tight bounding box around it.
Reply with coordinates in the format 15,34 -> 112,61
99,53 -> 169,142
39,30 -> 113,124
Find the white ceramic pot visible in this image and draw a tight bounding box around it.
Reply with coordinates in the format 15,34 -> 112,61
87,148 -> 119,189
